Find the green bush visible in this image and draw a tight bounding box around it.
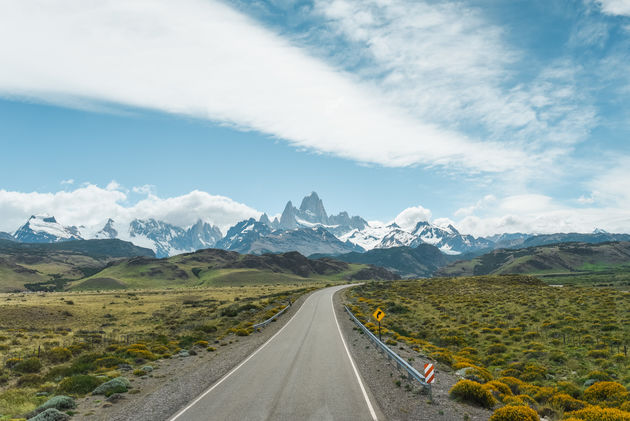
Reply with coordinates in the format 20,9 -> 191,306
28,408 -> 70,421
57,375 -> 104,395
14,357 -> 42,373
549,393 -> 588,411
47,347 -> 72,363
92,377 -> 130,396
26,395 -> 76,418
449,379 -> 497,408
17,373 -> 44,387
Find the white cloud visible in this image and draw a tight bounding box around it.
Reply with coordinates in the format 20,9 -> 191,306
60,179 -> 75,185
315,0 -> 597,160
597,0 -> 630,16
394,205 -> 432,231
0,184 -> 260,234
0,0 -> 530,173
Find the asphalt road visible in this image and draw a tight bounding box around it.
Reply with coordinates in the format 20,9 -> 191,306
169,285 -> 380,421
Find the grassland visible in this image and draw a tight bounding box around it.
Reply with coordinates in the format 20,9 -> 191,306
0,282 -> 330,419
346,275 -> 630,420
439,242 -> 630,289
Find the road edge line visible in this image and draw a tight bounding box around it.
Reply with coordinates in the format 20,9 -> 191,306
331,289 -> 378,421
168,291 -> 311,420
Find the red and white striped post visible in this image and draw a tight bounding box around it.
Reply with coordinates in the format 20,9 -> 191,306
424,363 -> 435,402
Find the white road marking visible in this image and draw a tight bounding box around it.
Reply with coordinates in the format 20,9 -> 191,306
331,291 -> 378,421
168,294 -> 310,421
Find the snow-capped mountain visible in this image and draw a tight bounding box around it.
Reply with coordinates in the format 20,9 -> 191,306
272,192 -> 368,236
123,218 -> 222,258
217,217 -> 362,256
13,215 -> 83,243
341,220 -> 492,255
216,218 -> 273,253
407,221 -> 493,254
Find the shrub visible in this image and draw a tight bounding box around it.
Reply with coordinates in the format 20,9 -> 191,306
557,381 -> 583,399
92,377 -> 130,396
17,373 -> 44,387
567,406 -> 630,421
431,350 -> 454,365
549,393 -> 588,411
133,369 -> 147,376
456,365 -> 493,383
385,339 -> 397,346
94,356 -> 127,368
26,395 -> 76,418
499,377 -> 526,395
47,347 -> 72,363
484,380 -> 513,396
194,340 -> 209,347
57,375 -> 104,395
587,349 -> 610,359
234,328 -> 250,337
28,408 -> 70,421
583,382 -> 629,405
489,405 -> 539,421
207,347 -> 216,352
14,357 -> 42,373
125,348 -> 157,361
449,379 -> 497,408
487,344 -> 508,354
587,370 -> 613,382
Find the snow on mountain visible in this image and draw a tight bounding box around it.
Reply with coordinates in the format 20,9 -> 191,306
271,192 -> 367,236
342,220 -> 492,255
13,215 -> 83,243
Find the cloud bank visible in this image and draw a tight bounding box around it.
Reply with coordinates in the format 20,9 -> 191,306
0,184 -> 260,234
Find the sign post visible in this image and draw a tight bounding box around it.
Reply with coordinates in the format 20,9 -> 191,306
372,308 -> 386,341
424,363 -> 435,402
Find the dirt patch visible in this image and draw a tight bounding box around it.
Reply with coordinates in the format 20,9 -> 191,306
334,289 -> 493,421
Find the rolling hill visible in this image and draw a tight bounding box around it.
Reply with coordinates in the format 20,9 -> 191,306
70,248 -> 399,290
436,241 -> 630,285
0,239 -> 155,292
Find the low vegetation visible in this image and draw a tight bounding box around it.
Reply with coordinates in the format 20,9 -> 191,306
0,283 -> 320,419
346,275 -> 630,420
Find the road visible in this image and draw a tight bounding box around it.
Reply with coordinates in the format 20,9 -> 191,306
169,285 -> 380,421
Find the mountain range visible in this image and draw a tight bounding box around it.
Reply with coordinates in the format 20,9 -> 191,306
3,192 -> 630,259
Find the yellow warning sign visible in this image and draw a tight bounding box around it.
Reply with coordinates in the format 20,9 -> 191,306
373,308 -> 386,322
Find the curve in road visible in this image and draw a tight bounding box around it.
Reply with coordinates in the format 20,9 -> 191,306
169,285 -> 379,421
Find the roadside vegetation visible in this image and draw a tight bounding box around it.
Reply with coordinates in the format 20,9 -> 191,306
346,275 -> 630,420
0,283 -> 323,419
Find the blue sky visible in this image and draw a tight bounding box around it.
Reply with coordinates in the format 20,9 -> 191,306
1,0 -> 630,236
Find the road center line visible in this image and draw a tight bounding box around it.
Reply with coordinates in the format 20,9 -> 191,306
331,290 -> 378,421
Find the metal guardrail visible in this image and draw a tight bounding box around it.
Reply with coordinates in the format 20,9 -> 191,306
252,303 -> 290,330
345,305 -> 429,391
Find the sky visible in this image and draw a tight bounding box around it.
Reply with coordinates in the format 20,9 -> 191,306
1,0 -> 630,236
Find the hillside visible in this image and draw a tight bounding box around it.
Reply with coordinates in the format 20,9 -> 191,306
312,244 -> 457,277
0,239 -> 155,292
437,241 -> 630,285
70,248 -> 399,290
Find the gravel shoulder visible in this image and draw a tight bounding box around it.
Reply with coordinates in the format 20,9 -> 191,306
333,288 -> 493,421
73,290 -> 314,421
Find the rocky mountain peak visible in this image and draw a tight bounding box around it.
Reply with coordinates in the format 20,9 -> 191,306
299,191 -> 328,224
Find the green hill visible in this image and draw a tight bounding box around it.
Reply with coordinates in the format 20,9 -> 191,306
0,239 -> 154,292
437,241 -> 630,286
69,249 -> 399,290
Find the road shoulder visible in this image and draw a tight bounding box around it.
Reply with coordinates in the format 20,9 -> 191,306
333,287 -> 493,421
